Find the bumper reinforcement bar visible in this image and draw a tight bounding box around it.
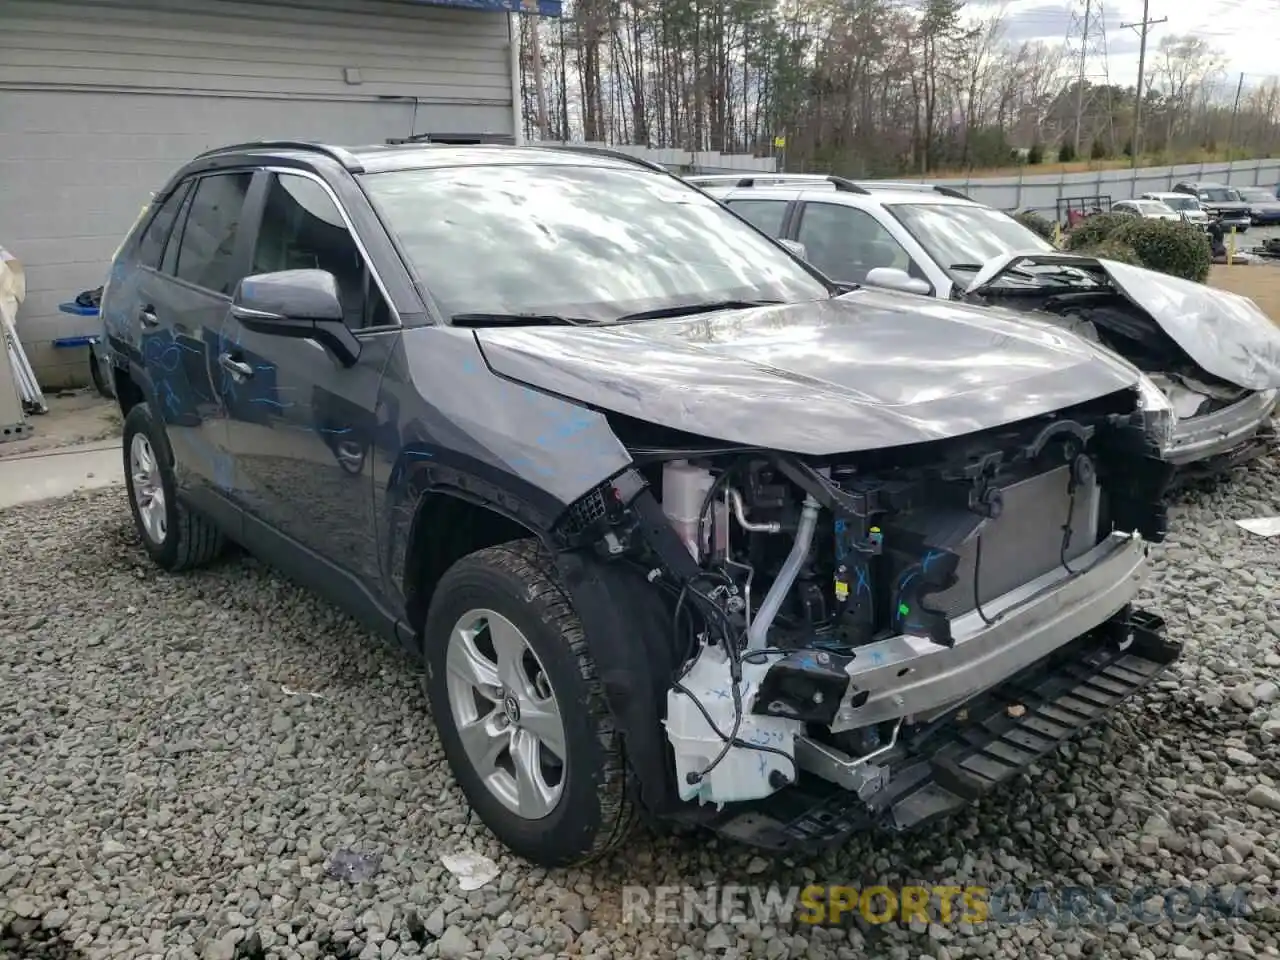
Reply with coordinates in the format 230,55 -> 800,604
710,608 -> 1179,852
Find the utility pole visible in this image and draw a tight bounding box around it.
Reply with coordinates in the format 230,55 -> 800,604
528,17 -> 550,141
1072,0 -> 1091,155
1122,1 -> 1167,167
1227,71 -> 1246,157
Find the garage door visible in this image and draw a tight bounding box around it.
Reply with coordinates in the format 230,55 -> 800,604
0,0 -> 517,387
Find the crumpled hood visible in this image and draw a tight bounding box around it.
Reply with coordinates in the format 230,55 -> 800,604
473,289 -> 1143,455
966,252 -> 1280,391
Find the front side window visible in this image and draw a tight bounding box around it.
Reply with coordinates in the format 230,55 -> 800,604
252,173 -> 391,329
1238,188 -> 1272,203
174,172 -> 254,295
358,164 -> 829,322
793,202 -> 918,284
725,198 -> 789,236
136,181 -> 192,269
885,202 -> 1055,283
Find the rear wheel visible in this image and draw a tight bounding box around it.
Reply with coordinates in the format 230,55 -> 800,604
422,540 -> 634,866
122,402 -> 225,571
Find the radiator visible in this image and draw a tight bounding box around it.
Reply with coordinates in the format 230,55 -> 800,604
928,463 -> 1101,618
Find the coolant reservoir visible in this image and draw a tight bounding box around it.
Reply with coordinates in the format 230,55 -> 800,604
662,460 -> 726,558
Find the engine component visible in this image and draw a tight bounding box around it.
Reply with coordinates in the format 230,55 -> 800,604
752,647 -> 853,725
661,459 -> 726,559
664,643 -> 802,806
746,494 -> 820,651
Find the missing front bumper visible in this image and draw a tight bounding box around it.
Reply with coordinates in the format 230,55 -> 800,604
1162,389 -> 1278,469
710,608 -> 1179,852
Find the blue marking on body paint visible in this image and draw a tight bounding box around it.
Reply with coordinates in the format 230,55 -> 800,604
255,364 -> 275,372
869,649 -> 885,665
249,397 -> 292,409
176,341 -> 202,355
403,451 -> 433,460
708,688 -> 732,700
921,550 -> 941,572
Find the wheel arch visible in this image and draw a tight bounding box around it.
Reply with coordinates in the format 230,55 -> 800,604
401,484 -> 552,641
397,468 -> 688,818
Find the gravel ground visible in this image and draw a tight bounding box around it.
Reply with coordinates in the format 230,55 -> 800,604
3,461 -> 1280,960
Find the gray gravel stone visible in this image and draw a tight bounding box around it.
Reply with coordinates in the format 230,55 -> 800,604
4,463 -> 1280,960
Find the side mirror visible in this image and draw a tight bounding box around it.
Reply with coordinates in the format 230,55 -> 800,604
778,238 -> 809,260
231,269 -> 360,367
864,266 -> 931,296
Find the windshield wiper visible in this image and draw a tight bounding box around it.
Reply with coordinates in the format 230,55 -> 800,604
450,312 -> 595,327
614,299 -> 783,323
949,263 -> 984,271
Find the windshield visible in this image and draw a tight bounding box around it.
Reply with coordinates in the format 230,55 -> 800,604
1238,187 -> 1273,203
1136,200 -> 1176,215
1200,187 -> 1239,203
1158,195 -> 1199,212
884,202 -> 1054,279
359,163 -> 830,322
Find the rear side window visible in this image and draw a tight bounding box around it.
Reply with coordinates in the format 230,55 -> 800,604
726,198 -> 789,236
135,181 -> 192,269
174,172 -> 254,295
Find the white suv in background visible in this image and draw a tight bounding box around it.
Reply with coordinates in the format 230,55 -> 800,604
684,173 -> 1050,298
685,172 -> 1280,482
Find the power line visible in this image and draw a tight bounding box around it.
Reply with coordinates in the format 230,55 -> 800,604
1122,1 -> 1167,166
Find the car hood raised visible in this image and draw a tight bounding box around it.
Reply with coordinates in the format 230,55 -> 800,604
472,289 -> 1143,455
965,252 -> 1280,390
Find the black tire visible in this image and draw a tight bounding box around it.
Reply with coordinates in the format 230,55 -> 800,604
88,346 -> 113,399
122,402 -> 225,572
422,539 -> 635,867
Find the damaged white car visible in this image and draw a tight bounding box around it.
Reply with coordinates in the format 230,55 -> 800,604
688,174 -> 1280,482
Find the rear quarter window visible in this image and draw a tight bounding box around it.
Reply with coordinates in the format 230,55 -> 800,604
134,181 -> 193,269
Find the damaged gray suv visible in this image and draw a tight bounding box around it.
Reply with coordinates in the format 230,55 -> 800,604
99,141 -> 1181,867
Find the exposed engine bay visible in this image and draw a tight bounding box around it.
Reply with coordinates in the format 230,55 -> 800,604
964,258 -> 1251,419
552,386 -> 1174,837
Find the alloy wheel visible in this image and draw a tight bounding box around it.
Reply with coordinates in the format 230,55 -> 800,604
444,608 -> 567,819
129,433 -> 167,545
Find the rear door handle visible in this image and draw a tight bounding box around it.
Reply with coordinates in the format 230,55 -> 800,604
138,306 -> 159,328
218,353 -> 254,382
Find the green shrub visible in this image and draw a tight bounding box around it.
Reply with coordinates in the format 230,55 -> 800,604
1090,138 -> 1108,160
1027,142 -> 1044,165
1063,211 -> 1131,250
1074,239 -> 1143,267
1013,209 -> 1056,241
1112,217 -> 1212,283
1058,141 -> 1077,163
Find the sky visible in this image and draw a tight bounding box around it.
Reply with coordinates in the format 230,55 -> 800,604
971,0 -> 1280,95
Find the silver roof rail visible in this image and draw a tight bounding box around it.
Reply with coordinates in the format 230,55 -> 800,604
684,173 -> 871,195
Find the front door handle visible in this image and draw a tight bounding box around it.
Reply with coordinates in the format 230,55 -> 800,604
218,353 -> 254,382
139,306 -> 159,328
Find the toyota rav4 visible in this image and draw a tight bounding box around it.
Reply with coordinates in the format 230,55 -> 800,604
99,141 -> 1180,867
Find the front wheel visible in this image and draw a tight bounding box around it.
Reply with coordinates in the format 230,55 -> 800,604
422,540 -> 634,867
